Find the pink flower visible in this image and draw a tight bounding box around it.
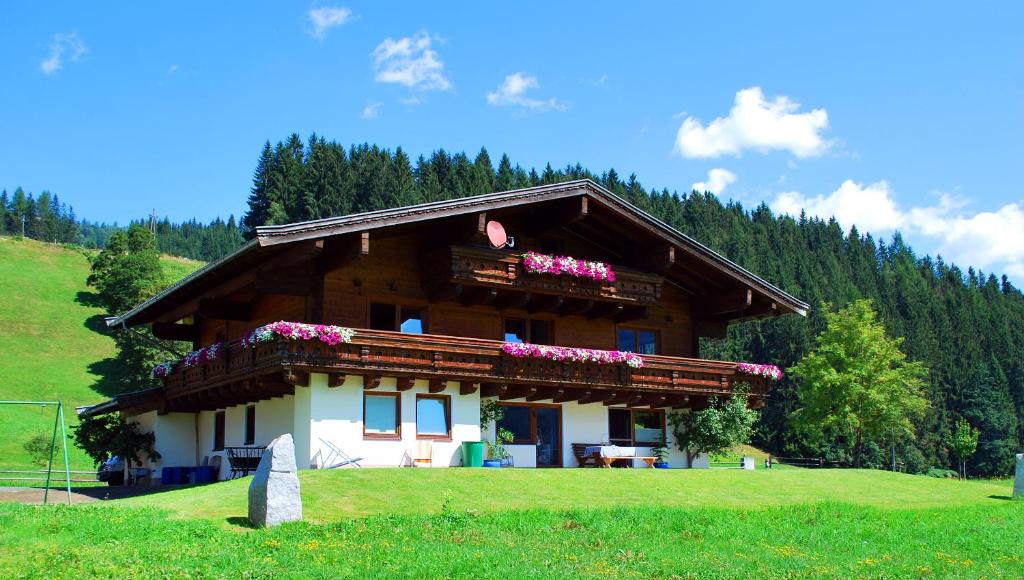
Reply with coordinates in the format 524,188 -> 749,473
501,342 -> 644,368
737,362 -> 783,380
521,251 -> 616,283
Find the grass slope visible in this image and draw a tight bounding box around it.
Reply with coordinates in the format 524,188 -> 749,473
2,470 -> 1021,577
0,237 -> 200,470
121,467 -> 1015,523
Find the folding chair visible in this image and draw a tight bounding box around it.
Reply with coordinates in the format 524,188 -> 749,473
317,438 -> 363,469
412,440 -> 433,467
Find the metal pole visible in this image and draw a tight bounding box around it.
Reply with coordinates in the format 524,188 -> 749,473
59,403 -> 73,505
43,404 -> 59,505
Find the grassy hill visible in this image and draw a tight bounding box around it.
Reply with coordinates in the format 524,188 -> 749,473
0,237 -> 200,470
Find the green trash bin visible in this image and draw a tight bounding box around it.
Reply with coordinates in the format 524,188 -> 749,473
461,441 -> 485,467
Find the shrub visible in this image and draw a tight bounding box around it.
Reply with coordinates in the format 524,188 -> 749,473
925,467 -> 958,479
23,433 -> 52,466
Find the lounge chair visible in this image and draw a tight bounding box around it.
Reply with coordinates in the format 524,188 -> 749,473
316,438 -> 363,469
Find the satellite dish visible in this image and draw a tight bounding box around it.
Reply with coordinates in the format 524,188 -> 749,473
486,220 -> 508,248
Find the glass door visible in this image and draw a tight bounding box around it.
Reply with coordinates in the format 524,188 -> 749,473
534,407 -> 562,467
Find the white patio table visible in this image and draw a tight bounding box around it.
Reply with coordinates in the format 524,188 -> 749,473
582,445 -> 655,468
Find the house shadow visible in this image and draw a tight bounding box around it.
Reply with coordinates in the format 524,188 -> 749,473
987,495 -> 1014,501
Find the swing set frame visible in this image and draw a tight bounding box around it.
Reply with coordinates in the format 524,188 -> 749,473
0,400 -> 73,505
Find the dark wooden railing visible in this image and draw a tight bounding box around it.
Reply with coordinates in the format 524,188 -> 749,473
422,245 -> 663,307
162,329 -> 769,409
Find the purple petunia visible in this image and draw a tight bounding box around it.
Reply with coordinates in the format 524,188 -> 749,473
521,251 -> 616,283
501,342 -> 644,368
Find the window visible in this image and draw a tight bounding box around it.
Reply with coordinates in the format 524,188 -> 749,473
608,408 -> 665,446
213,411 -> 225,451
244,405 -> 256,445
617,327 -> 659,355
497,405 -> 532,443
370,302 -> 427,334
416,394 -> 451,439
369,302 -> 397,331
364,392 -> 401,439
503,318 -> 554,345
399,307 -> 426,334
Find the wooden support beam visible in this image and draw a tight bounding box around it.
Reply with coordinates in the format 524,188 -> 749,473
429,283 -> 463,303
578,391 -> 614,405
614,306 -> 648,324
637,394 -> 667,408
259,239 -> 325,269
522,196 -> 589,235
527,388 -> 561,402
587,302 -> 624,320
553,389 -> 588,403
317,232 -> 370,274
461,286 -> 498,307
397,377 -> 415,391
494,291 -> 532,311
643,245 -> 676,272
197,298 -> 252,322
697,287 -> 752,317
428,378 -> 446,393
694,320 -> 728,340
459,381 -> 479,396
360,374 -> 382,390
559,299 -> 594,317
151,322 -> 198,342
528,294 -> 563,314
603,393 -> 643,407
282,370 -> 309,387
670,395 -> 693,409
480,383 -> 505,398
499,386 -> 536,401
328,373 -> 346,388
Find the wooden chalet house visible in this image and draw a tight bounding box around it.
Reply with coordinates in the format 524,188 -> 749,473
83,180 -> 806,476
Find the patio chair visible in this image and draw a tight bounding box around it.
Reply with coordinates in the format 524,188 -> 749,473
316,438 -> 363,469
225,446 -> 265,479
411,440 -> 432,467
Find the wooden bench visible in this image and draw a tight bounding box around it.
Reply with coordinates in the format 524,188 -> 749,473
599,456 -> 657,468
571,443 -> 601,467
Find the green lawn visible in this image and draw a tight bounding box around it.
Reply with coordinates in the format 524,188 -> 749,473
1,469 -> 1021,577
120,467 -> 1014,522
0,237 -> 200,471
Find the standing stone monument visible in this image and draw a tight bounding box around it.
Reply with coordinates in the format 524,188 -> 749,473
1015,453 -> 1023,499
248,433 -> 302,527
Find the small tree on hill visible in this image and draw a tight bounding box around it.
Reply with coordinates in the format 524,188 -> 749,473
948,419 -> 980,481
669,383 -> 757,466
788,299 -> 929,467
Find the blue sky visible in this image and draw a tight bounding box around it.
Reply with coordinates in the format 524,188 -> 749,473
2,2 -> 1022,278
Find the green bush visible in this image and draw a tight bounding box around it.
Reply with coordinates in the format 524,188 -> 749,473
925,467 -> 958,479
22,432 -> 52,466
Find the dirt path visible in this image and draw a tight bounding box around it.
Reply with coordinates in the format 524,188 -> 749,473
0,485 -> 170,505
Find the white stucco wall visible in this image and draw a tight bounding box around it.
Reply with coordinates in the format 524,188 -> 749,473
304,373 -> 482,468
123,410 -> 198,476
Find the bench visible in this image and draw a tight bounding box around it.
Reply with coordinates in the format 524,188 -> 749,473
225,446 -> 265,479
571,443 -> 601,467
598,456 -> 657,468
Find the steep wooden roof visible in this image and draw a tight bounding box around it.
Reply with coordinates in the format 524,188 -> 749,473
110,180 -> 807,327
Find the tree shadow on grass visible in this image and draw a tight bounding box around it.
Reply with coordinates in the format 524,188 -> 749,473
987,495 -> 1015,501
75,290 -> 105,310
87,358 -> 132,399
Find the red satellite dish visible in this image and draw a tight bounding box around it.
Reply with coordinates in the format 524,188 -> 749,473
486,220 -> 508,248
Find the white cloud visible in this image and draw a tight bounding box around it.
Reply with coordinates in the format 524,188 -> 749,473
675,87 -> 831,158
167,64 -> 180,75
486,72 -> 568,112
40,32 -> 87,75
307,6 -> 352,39
770,180 -> 1024,278
371,31 -> 451,91
399,95 -> 421,106
361,102 -> 382,119
772,179 -> 903,234
692,168 -> 737,195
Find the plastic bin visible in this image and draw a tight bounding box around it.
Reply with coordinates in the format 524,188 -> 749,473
461,441 -> 485,467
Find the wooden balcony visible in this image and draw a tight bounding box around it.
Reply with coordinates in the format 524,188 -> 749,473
159,329 -> 770,413
421,245 -> 663,316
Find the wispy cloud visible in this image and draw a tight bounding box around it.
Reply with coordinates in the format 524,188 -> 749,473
771,180 -> 1024,278
40,32 -> 87,75
372,31 -> 451,91
307,6 -> 352,39
675,87 -> 831,158
167,64 -> 180,75
692,168 -> 737,195
486,72 -> 568,112
361,102 -> 382,119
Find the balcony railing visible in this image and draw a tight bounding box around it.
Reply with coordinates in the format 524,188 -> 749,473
422,245 -> 663,307
161,329 -> 769,408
